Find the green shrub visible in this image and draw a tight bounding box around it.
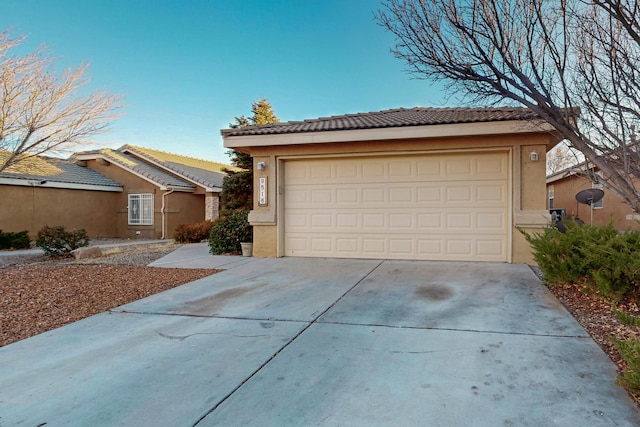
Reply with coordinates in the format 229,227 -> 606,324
523,221 -> 596,285
173,220 -> 215,243
614,338 -> 640,393
35,225 -> 90,256
0,229 -> 31,250
208,210 -> 252,255
522,223 -> 640,300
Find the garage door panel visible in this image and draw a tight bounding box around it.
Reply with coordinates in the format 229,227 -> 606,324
284,152 -> 509,262
336,163 -> 358,178
447,239 -> 473,255
389,239 -> 413,254
417,186 -> 443,202
285,232 -> 507,261
416,158 -> 443,177
286,209 -> 507,235
446,213 -> 473,229
389,159 -> 413,177
310,213 -> 333,228
445,158 -> 473,176
477,184 -> 507,203
476,156 -> 508,178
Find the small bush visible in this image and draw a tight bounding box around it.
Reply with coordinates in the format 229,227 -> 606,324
35,225 -> 90,256
208,210 -> 252,255
0,229 -> 31,250
174,220 -> 215,243
522,223 -> 640,300
614,338 -> 640,393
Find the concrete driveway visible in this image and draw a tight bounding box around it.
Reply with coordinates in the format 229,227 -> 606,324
1,244 -> 639,426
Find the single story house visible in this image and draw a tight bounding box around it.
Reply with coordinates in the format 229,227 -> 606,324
546,166 -> 640,230
1,145 -> 233,239
222,107 -> 562,264
0,152 -> 123,238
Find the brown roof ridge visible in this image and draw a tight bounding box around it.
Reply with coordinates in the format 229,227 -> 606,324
121,144 -> 234,171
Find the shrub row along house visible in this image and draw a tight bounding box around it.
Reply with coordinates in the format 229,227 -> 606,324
0,145 -> 234,239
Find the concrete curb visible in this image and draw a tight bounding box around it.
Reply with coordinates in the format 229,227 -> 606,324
1,239 -> 175,259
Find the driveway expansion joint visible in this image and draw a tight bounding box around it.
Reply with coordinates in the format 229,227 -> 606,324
110,309 -> 310,324
316,320 -> 592,339
191,259 -> 385,426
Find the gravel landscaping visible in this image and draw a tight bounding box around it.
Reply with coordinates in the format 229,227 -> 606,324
0,243 -> 219,347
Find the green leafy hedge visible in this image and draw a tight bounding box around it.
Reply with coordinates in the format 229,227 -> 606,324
208,210 -> 252,255
35,225 -> 90,256
0,229 -> 31,250
522,223 -> 640,301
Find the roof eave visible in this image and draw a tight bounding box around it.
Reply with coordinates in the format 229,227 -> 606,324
75,154 -> 195,192
223,119 -> 557,149
120,147 -> 225,191
0,177 -> 123,192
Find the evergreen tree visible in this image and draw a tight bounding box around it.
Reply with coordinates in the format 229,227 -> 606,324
252,98 -> 280,126
221,98 -> 279,210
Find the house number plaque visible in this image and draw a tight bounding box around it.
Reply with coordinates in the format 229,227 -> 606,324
258,177 -> 268,206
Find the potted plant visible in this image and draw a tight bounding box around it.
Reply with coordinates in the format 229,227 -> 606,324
238,216 -> 253,257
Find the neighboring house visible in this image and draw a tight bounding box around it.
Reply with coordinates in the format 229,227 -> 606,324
546,166 -> 640,230
73,145 -> 231,239
0,152 -> 123,238
1,145 -> 233,239
222,107 -> 562,264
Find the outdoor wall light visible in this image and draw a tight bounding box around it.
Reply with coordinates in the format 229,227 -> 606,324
530,151 -> 539,161
256,161 -> 267,170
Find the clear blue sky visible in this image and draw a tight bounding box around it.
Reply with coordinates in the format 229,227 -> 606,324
1,0 -> 448,164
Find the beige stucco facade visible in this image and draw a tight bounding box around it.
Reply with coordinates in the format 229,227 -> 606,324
85,159 -> 217,239
228,128 -> 558,264
0,184 -> 119,239
1,160 -> 220,241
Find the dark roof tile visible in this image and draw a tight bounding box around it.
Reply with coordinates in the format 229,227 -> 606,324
221,107 -> 544,137
0,152 -> 121,187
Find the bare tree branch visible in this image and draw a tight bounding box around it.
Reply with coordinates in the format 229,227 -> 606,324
0,30 -> 122,172
376,0 -> 640,212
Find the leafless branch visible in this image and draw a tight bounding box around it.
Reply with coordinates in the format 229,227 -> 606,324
377,0 -> 640,212
0,30 -> 123,172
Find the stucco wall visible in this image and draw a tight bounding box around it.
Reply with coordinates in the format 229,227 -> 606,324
85,160 -> 206,239
165,191 -> 207,239
0,185 -> 119,239
550,174 -> 640,230
244,132 -> 554,263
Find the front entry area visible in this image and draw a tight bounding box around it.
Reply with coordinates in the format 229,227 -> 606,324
283,151 -> 510,262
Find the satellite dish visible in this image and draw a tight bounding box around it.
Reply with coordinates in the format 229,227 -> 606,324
575,188 -> 604,205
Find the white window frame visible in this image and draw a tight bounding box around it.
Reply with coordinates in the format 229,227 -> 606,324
548,185 -> 555,209
128,193 -> 154,225
592,183 -> 604,209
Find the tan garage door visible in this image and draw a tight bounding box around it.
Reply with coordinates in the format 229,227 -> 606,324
283,152 -> 510,261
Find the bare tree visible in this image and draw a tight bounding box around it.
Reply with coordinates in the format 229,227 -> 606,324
547,143 -> 581,175
0,30 -> 122,172
376,0 -> 640,212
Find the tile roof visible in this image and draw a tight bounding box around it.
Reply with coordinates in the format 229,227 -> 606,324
0,151 -> 121,188
221,107 -> 545,137
120,145 -> 232,189
77,148 -> 196,190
